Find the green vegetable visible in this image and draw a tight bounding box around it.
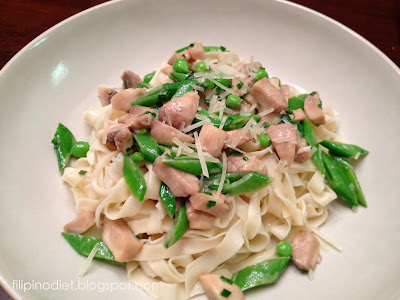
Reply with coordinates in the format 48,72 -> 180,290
171,83 -> 194,100
277,241 -> 292,257
133,133 -> 162,163
243,156 -> 248,161
221,289 -> 232,298
311,147 -> 326,174
123,155 -> 146,201
215,78 -> 231,91
164,205 -> 189,248
132,152 -> 144,163
321,151 -> 358,210
237,82 -> 244,89
143,71 -> 155,83
226,94 -> 242,109
207,200 -> 216,209
201,78 -> 216,89
175,45 -> 228,53
51,123 -> 76,170
173,59 -> 190,74
169,72 -> 194,82
162,156 -> 222,176
288,94 -> 307,111
232,257 -> 291,291
220,276 -> 233,284
193,61 -> 210,73
331,156 -> 367,207
300,119 -> 325,174
131,81 -> 196,107
259,133 -> 271,147
62,232 -> 126,265
254,67 -> 269,82
71,141 -> 89,158
79,170 -> 87,175
195,108 -> 261,130
319,140 -> 369,159
136,82 -> 151,89
159,182 -> 176,218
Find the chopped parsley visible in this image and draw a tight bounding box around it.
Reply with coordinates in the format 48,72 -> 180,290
139,128 -> 148,135
207,200 -> 216,209
182,54 -> 186,58
236,82 -> 243,89
263,122 -> 272,128
143,111 -> 157,118
221,289 -> 232,298
229,150 -> 242,156
79,170 -> 87,175
243,156 -> 248,161
189,43 -> 194,48
204,192 -> 212,196
220,276 -> 233,285
310,91 -> 316,96
220,46 -> 227,51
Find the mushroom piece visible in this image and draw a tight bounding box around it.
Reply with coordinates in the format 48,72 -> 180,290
186,202 -> 215,230
63,211 -> 95,234
118,105 -> 156,131
250,77 -> 288,113
158,91 -> 200,129
98,87 -> 117,107
199,274 -> 244,300
111,88 -> 147,112
291,231 -> 322,271
224,129 -> 252,148
189,192 -> 230,218
121,70 -> 142,89
198,124 -> 227,157
96,125 -> 133,152
266,123 -> 297,166
153,155 -> 200,197
304,92 -> 325,126
150,120 -> 195,146
102,217 -> 143,262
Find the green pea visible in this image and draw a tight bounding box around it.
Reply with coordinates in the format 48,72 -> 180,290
143,71 -> 155,83
254,67 -> 269,82
276,241 -> 292,257
193,61 -> 210,73
173,59 -> 190,74
71,141 -> 89,158
226,94 -> 242,109
259,133 -> 271,147
132,152 -> 144,163
201,78 -> 215,89
215,78 -> 231,91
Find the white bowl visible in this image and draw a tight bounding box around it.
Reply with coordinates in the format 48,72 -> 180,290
1,0 -> 399,299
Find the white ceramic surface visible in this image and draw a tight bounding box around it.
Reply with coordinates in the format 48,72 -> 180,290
1,0 -> 399,299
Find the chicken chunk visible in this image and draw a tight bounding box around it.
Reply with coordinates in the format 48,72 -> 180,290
111,88 -> 147,112
118,105 -> 156,131
186,202 -> 214,230
199,124 -> 227,157
250,78 -> 288,113
128,105 -> 157,117
266,124 -> 297,166
188,40 -> 205,61
224,129 -> 252,148
153,155 -> 200,197
294,135 -> 312,163
98,87 -> 117,107
151,120 -> 195,146
199,274 -> 244,300
63,211 -> 95,234
304,92 -> 325,126
158,91 -> 199,129
102,217 -> 143,262
96,125 -> 133,152
189,192 -> 230,217
227,155 -> 260,173
292,108 -> 306,122
291,231 -> 322,271
167,50 -> 191,65
121,70 -> 142,89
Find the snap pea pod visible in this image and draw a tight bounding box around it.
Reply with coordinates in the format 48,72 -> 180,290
195,108 -> 261,130
61,232 -> 126,266
311,147 -> 326,174
143,71 -> 155,83
131,80 -> 196,107
203,172 -> 251,192
171,83 -> 194,100
169,72 -> 194,82
71,141 -> 89,158
331,156 -> 367,207
175,45 -> 228,53
136,82 -> 151,89
319,140 -> 369,159
221,172 -> 271,195
133,133 -> 162,163
301,119 -> 325,174
123,155 -> 146,201
287,94 -> 308,111
51,123 -> 76,171
164,205 -> 189,248
232,257 -> 291,291
159,182 -> 176,219
321,151 -> 358,210
162,156 -> 222,175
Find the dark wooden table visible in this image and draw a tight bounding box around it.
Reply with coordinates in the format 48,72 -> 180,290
0,0 -> 399,299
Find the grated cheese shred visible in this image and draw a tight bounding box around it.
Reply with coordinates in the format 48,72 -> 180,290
78,242 -> 100,277
194,131 -> 209,178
